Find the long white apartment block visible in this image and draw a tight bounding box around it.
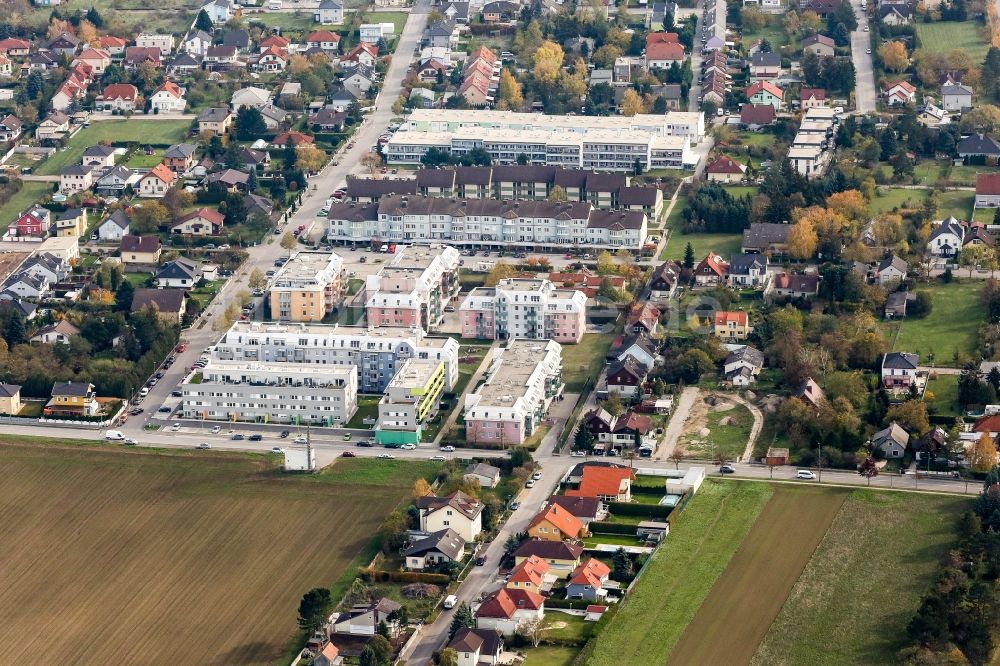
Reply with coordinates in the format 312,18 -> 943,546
365,244 -> 462,332
463,339 -> 563,447
385,109 -> 703,171
180,359 -> 357,425
327,196 -> 649,249
210,320 -> 460,394
460,278 -> 587,344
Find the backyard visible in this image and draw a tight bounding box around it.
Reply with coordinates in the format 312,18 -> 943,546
36,120 -> 192,176
562,333 -> 616,393
0,182 -> 51,229
925,373 -> 960,418
0,438 -> 438,665
660,231 -> 743,263
885,280 -> 984,363
915,21 -> 989,63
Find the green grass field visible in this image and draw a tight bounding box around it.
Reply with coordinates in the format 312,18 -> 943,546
523,645 -> 580,666
37,120 -> 192,175
890,281 -> 984,363
0,439 -> 436,665
345,395 -> 380,429
0,182 -> 51,229
870,187 -> 926,215
23,0 -> 197,33
926,373 -> 961,418
751,489 -> 970,665
585,480 -> 774,666
937,190 -> 975,221
916,21 -> 989,63
248,11 -> 318,33
661,232 -> 743,262
562,333 -> 616,393
679,402 -> 753,460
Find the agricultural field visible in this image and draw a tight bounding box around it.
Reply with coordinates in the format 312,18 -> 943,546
915,21 -> 989,63
751,490 -> 969,665
36,120 -> 192,175
585,481 -> 969,666
886,280 -> 984,363
0,439 -> 436,665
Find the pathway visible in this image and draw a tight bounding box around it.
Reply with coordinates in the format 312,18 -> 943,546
652,386 -> 700,460
729,392 -> 763,463
432,340 -> 499,446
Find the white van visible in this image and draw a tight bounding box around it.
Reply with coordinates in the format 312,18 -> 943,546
105,431 -> 125,441
443,595 -> 458,609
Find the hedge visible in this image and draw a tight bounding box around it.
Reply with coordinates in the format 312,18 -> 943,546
358,569 -> 450,585
588,521 -> 639,536
607,502 -> 672,519
543,598 -> 595,610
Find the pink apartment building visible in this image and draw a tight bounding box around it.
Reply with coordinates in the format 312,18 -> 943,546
459,278 -> 586,343
365,245 -> 461,332
464,340 -> 563,446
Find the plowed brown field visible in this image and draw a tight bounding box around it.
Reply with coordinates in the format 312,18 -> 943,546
0,440 -> 429,665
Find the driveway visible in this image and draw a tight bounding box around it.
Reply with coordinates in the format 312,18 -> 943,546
652,386 -> 699,460
850,0 -> 877,114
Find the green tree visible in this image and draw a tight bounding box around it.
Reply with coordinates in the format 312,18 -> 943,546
235,107 -> 267,141
574,425 -> 594,451
195,8 -> 214,32
297,587 -> 332,632
359,635 -> 392,666
683,242 -> 695,269
604,393 -> 624,417
115,279 -> 135,312
612,547 -> 632,579
449,603 -> 474,639
223,193 -> 248,227
438,648 -> 459,666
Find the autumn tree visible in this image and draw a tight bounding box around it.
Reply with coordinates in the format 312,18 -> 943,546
970,433 -> 998,472
361,151 -> 382,175
621,89 -> 645,116
248,268 -> 267,291
886,400 -> 930,434
78,20 -> 97,44
878,41 -> 909,73
787,216 -> 819,259
296,144 -> 327,173
857,454 -> 879,485
826,189 -> 868,221
412,478 -> 432,501
532,40 -> 564,86
740,7 -> 768,31
497,69 -> 523,110
592,43 -> 623,68
485,261 -> 515,287
130,200 -> 169,233
959,104 -> 1000,134
280,231 -> 298,255
547,185 -> 567,202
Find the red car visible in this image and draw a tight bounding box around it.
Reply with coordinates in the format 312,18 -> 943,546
176,343 -> 187,353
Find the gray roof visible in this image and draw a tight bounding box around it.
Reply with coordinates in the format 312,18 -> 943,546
318,0 -> 342,8
729,252 -> 767,275
164,143 -> 198,159
928,217 -> 965,243
404,528 -> 466,560
957,134 -> 1000,157
942,82 -> 973,96
750,52 -> 781,67
465,462 -> 501,478
725,345 -> 764,368
742,222 -> 791,249
883,351 -> 919,370
426,20 -> 456,37
83,145 -> 117,158
52,381 -> 92,397
878,254 -> 908,275
198,107 -> 231,122
103,210 -> 131,230
873,421 -> 909,448
156,258 -> 199,281
0,383 -> 21,398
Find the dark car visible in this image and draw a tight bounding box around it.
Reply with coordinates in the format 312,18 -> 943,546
129,408 -> 144,415
342,451 -> 356,457
475,555 -> 487,566
158,406 -> 171,413
248,434 -> 263,441
231,434 -> 245,440
155,371 -> 164,379
356,440 -> 373,448
171,390 -> 183,397
720,464 -> 736,474
280,430 -> 290,438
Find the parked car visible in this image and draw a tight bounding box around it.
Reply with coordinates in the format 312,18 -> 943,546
270,447 -> 284,454
170,423 -> 181,432
720,464 -> 736,474
211,425 -> 221,434
441,445 -> 455,452
294,435 -> 307,443
510,502 -> 520,510
343,433 -> 352,441
357,440 -> 373,448
280,430 -> 290,438
475,554 -> 487,566
196,442 -> 211,449
158,406 -> 172,413
571,451 -> 586,457
377,453 -> 395,459
231,433 -> 244,440
525,480 -> 535,488
125,438 -> 138,446
796,469 -> 818,480
430,454 -> 446,460
400,443 -> 416,450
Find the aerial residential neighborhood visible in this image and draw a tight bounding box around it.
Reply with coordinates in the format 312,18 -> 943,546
2,0 -> 1000,663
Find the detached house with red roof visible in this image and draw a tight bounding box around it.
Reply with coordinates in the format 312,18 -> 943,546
800,87 -> 828,109
627,301 -> 660,336
0,38 -> 31,57
706,155 -> 747,183
883,79 -> 916,106
527,502 -> 584,542
171,207 -> 224,236
747,80 -> 784,110
149,81 -> 187,113
566,558 -> 612,601
95,36 -> 128,55
645,32 -> 685,69
566,465 -> 635,502
713,310 -> 751,341
96,83 -> 140,113
475,588 -> 544,636
74,48 -> 112,74
506,555 -> 551,594
342,42 -> 378,68
252,46 -> 288,72
975,173 -> 1000,208
694,251 -> 729,286
306,30 -> 341,54
138,163 -> 176,198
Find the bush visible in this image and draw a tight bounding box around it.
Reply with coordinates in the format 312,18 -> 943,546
358,569 -> 450,585
606,502 -> 672,519
588,521 -> 640,535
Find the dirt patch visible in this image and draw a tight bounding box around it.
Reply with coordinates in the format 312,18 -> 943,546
676,393 -> 738,456
711,401 -> 736,413
668,486 -> 849,666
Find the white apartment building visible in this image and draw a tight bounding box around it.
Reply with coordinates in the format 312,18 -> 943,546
365,244 -> 461,332
385,109 -> 701,172
181,359 -> 357,425
460,278 -> 587,344
269,251 -> 345,322
212,321 -> 460,394
375,358 -> 446,446
328,196 -> 649,250
464,340 -> 563,447
135,33 -> 175,54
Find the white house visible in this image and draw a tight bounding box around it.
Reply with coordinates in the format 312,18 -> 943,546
155,257 -> 200,288
874,254 -> 907,286
314,0 -> 344,24
942,82 -> 973,112
416,491 -> 483,542
463,462 -> 501,488
149,81 -> 187,113
475,588 -> 544,636
135,33 -> 174,55
448,629 -> 503,666
183,30 -> 212,56
60,165 -> 95,193
96,210 -> 131,241
202,0 -> 233,24
881,351 -> 919,391
403,528 -> 466,571
231,86 -> 271,110
926,217 -> 965,257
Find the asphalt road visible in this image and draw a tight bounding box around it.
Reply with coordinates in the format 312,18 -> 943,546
851,0 -> 877,114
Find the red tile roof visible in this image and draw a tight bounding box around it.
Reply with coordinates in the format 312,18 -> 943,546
475,588 -> 544,619
274,130 -> 315,147
99,83 -> 139,101
714,310 -> 749,327
307,30 -> 341,42
977,173 -> 1000,196
645,32 -> 679,47
974,415 -> 1000,433
627,301 -> 660,330
800,87 -> 827,101
747,80 -> 783,100
566,466 -> 635,498
529,503 -> 583,539
707,155 -> 746,175
143,163 -> 176,184
569,558 -> 610,587
646,41 -> 685,61
508,555 -> 550,586
695,251 -> 729,277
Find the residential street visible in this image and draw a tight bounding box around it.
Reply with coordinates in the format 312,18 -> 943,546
851,0 -> 877,114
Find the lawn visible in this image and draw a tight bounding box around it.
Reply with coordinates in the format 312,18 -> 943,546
926,373 -> 960,418
0,439 -> 435,665
542,612 -> 595,643
249,11 -> 319,33
23,0 -> 196,33
916,21 -> 989,63
585,480 -> 774,666
890,281 -> 984,363
870,187 -> 926,215
678,402 -> 753,460
346,395 -> 380,429
581,533 -> 649,547
523,645 -> 580,666
369,11 -> 409,35
36,120 -> 192,175
661,232 -> 743,262
0,182 -> 51,229
937,190 -> 975,221
125,150 -> 166,169
659,192 -> 687,229
562,333 -> 616,393
751,489 -> 970,665
669,486 -> 848,666
450,345 -> 491,397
